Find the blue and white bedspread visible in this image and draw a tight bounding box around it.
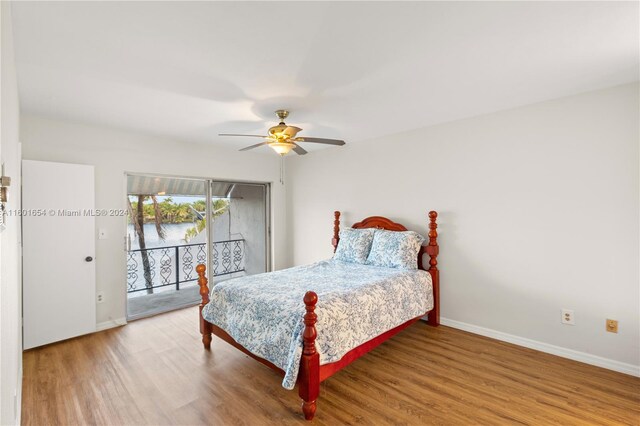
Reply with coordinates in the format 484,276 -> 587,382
201,259 -> 433,390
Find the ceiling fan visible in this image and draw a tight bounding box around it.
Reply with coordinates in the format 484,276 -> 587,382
219,110 -> 346,156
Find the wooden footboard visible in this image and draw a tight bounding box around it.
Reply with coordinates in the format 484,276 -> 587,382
197,263 -> 320,420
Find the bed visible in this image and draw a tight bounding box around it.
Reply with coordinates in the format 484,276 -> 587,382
196,211 -> 440,420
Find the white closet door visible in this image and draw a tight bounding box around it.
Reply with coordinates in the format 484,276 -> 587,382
22,160 -> 96,349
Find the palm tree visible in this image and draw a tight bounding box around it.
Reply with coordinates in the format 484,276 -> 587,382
185,218 -> 207,242
127,195 -> 165,294
184,199 -> 229,242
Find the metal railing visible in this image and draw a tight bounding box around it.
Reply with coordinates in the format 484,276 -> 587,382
126,239 -> 245,294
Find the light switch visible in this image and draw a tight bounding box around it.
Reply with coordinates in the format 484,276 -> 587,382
98,229 -> 108,240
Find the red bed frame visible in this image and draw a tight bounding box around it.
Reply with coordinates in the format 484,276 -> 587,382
197,211 -> 440,421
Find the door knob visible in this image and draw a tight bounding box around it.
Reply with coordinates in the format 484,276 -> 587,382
85,256 -> 93,262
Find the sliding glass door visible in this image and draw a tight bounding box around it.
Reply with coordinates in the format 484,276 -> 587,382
125,174 -> 270,320
126,175 -> 208,319
207,181 -> 269,283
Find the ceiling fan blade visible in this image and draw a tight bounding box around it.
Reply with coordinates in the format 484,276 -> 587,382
294,137 -> 345,146
219,133 -> 268,138
292,144 -> 308,155
239,142 -> 269,151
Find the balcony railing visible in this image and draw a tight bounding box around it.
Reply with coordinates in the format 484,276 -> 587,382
126,239 -> 245,294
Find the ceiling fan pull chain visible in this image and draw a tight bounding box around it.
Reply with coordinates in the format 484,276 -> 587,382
280,156 -> 285,185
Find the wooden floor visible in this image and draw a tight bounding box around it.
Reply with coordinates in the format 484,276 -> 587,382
22,307 -> 639,426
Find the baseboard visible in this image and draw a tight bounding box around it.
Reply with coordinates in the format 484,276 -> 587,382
440,317 -> 640,378
96,317 -> 127,332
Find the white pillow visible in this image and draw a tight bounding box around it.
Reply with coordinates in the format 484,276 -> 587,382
365,229 -> 425,269
333,228 -> 375,264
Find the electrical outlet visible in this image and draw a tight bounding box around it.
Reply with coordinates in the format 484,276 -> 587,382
561,309 -> 575,325
97,292 -> 105,304
606,319 -> 618,333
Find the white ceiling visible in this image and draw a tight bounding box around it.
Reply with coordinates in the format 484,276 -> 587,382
11,1 -> 639,154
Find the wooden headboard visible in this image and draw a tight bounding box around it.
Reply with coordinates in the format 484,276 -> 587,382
331,211 -> 440,326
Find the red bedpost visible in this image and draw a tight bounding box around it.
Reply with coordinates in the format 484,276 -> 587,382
426,211 -> 440,326
197,264 -> 212,349
298,291 -> 320,420
332,211 -> 341,252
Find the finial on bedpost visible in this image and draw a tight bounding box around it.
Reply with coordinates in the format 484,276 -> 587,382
197,264 -> 212,349
332,211 -> 341,252
302,292 -> 318,356
426,211 -> 440,327
299,291 -> 320,420
197,264 -> 209,304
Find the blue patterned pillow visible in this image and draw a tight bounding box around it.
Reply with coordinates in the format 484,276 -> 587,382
333,228 -> 375,264
366,230 -> 425,269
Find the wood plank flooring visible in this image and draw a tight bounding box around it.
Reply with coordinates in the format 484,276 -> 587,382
22,307 -> 639,425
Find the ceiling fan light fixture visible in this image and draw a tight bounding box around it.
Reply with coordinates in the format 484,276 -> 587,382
269,141 -> 296,156
222,109 -> 345,156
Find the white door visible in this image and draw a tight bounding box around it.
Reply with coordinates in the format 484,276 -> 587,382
22,160 -> 96,349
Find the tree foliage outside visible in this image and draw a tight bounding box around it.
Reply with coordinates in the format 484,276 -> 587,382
128,197 -> 215,224
184,199 -> 229,242
127,195 -> 166,294
127,196 -> 229,293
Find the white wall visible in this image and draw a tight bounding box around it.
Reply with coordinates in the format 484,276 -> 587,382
286,83 -> 639,373
0,3 -> 23,424
20,115 -> 286,327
